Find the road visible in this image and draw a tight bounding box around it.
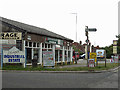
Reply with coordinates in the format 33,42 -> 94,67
2,70 -> 119,88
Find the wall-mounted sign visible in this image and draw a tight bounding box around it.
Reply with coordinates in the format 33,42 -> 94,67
0,40 -> 16,44
45,37 -> 63,45
3,47 -> 25,63
27,35 -> 31,40
43,51 -> 54,66
55,45 -> 61,50
0,32 -> 22,40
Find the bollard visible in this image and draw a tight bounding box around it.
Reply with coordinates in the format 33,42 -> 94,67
70,61 -> 72,65
42,62 -> 43,67
61,61 -> 63,65
73,59 -> 75,64
55,61 -> 57,66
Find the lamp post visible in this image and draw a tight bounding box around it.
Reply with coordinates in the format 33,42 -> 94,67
71,13 -> 77,42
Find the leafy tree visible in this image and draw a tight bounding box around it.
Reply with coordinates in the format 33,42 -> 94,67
101,45 -> 113,58
117,35 -> 120,54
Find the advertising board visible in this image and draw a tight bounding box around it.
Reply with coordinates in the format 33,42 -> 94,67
96,49 -> 105,58
43,51 -> 54,66
88,59 -> 95,67
3,47 -> 25,63
90,52 -> 97,62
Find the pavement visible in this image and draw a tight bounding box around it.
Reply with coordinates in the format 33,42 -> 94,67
1,59 -> 120,73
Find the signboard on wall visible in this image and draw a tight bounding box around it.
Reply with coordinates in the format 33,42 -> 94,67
3,47 -> 25,63
0,32 -> 22,40
43,51 -> 54,66
0,40 -> 16,44
45,37 -> 63,45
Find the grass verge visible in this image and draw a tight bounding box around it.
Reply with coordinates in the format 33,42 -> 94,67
1,63 -> 119,71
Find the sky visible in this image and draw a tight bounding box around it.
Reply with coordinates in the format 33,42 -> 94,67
0,0 -> 119,47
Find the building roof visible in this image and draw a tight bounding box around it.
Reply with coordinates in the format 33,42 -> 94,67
0,17 -> 73,42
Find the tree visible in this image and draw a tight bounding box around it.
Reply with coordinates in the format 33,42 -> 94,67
117,34 -> 120,54
101,45 -> 113,58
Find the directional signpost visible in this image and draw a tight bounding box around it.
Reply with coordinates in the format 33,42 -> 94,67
85,26 -> 97,66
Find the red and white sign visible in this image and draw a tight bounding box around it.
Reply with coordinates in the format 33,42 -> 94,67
88,59 -> 95,67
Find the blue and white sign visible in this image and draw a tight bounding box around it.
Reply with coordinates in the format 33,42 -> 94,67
96,49 -> 105,58
3,47 -> 25,63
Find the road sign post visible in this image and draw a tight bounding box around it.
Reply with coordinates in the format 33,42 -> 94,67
85,26 -> 97,66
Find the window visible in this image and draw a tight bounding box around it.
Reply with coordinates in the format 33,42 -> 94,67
25,41 -> 28,46
45,43 -> 47,48
37,43 -> 39,47
33,42 -> 36,47
48,44 -> 50,48
42,43 -> 44,48
29,42 -> 32,47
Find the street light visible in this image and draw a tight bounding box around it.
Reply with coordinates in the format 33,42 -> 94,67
71,13 -> 77,42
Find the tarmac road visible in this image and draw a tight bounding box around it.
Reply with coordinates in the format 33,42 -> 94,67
2,70 -> 119,88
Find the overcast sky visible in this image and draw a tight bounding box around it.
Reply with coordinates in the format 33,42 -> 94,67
0,0 -> 119,47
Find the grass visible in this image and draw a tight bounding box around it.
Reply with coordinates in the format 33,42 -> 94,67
1,63 -> 119,71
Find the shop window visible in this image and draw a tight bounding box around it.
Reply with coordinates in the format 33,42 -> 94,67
37,43 -> 39,47
48,44 -> 50,48
33,42 -> 36,47
51,44 -> 53,48
60,50 -> 62,61
48,49 -> 52,51
29,42 -> 32,47
42,43 -> 44,48
25,41 -> 28,46
45,43 -> 47,48
55,50 -> 58,61
68,46 -> 69,50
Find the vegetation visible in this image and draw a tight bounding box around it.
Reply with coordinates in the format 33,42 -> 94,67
1,63 -> 118,71
101,44 -> 113,58
117,35 -> 120,54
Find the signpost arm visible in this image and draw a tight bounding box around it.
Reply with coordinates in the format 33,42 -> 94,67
1,48 -> 3,69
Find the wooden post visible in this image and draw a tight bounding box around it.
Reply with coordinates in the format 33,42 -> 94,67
1,48 -> 3,69
105,51 -> 106,67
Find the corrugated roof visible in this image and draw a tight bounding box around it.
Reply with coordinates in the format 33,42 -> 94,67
0,17 -> 73,42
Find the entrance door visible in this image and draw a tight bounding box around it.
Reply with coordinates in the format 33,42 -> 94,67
26,48 -> 32,63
